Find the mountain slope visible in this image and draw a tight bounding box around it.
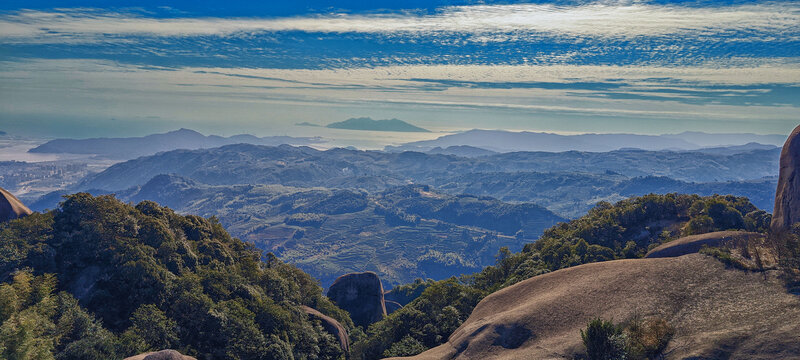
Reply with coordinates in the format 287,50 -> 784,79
0,193 -> 352,359
394,253 -> 800,359
351,193 -> 770,358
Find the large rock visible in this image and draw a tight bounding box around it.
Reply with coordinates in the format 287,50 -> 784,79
772,124 -> 800,233
645,231 -> 762,258
301,305 -> 350,352
327,271 -> 387,328
0,187 -> 32,222
392,254 -> 800,360
124,350 -> 196,360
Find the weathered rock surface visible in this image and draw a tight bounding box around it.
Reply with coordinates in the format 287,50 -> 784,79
124,350 -> 196,360
301,305 -> 350,352
0,187 -> 32,222
645,231 -> 762,258
772,124 -> 800,233
327,271 -> 387,328
392,255 -> 800,359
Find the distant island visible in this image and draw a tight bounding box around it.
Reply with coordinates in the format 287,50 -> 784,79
295,122 -> 321,127
325,117 -> 430,132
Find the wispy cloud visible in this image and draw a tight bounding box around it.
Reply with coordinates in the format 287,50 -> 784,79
1,2 -> 798,43
1,59 -> 797,122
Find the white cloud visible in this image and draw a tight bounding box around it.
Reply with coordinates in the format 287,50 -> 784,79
1,2 -> 798,43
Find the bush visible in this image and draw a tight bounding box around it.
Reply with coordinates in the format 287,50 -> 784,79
581,318 -> 627,360
625,316 -> 674,359
581,316 -> 675,360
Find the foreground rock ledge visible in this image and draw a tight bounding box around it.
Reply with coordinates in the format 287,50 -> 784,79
391,254 -> 800,359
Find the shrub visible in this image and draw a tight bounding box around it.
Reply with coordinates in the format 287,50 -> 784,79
625,316 -> 674,359
581,318 -> 627,360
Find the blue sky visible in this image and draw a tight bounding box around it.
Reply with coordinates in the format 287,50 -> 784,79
0,0 -> 798,139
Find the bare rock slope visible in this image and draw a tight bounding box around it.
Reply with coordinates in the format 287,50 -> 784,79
772,124 -> 800,233
645,231 -> 762,258
0,186 -> 32,222
393,253 -> 800,359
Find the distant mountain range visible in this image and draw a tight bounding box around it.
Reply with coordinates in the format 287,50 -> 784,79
49,143 -> 779,218
387,129 -> 784,153
663,131 -> 787,147
426,145 -> 498,157
28,128 -> 325,160
325,117 -> 430,132
693,142 -> 779,155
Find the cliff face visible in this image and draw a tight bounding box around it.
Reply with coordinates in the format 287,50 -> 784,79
0,187 -> 32,222
772,124 -> 800,233
327,272 -> 387,328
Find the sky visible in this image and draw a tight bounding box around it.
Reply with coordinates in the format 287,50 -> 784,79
0,0 -> 798,139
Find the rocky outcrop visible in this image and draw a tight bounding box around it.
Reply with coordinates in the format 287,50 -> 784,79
301,305 -> 350,352
124,350 -> 196,360
772,124 -> 800,233
0,187 -> 32,222
327,272 -> 387,328
645,231 -> 762,258
392,254 -> 800,360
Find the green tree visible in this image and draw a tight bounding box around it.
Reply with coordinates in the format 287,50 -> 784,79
123,304 -> 178,351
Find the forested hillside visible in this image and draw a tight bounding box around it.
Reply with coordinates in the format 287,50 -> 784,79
0,194 -> 351,359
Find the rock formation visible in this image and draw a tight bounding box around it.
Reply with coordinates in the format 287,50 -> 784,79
645,231 -> 762,258
772,124 -> 800,233
301,305 -> 350,352
0,186 -> 32,222
124,350 -> 196,360
327,271 -> 387,328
